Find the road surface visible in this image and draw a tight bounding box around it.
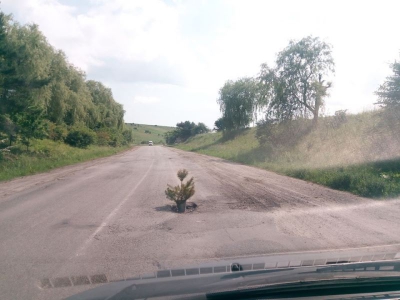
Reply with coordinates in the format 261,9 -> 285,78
1,145 -> 400,299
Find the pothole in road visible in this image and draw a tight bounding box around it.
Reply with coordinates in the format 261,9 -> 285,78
154,202 -> 198,213
172,202 -> 198,213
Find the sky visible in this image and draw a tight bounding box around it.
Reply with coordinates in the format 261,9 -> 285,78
1,0 -> 400,127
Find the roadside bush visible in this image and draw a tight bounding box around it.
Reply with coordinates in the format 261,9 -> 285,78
95,128 -> 126,147
287,168 -> 307,180
65,128 -> 96,148
46,122 -> 68,142
96,131 -> 111,146
286,159 -> 400,198
145,130 -> 151,134
351,174 -> 386,198
122,129 -> 134,144
165,121 -> 210,145
108,136 -> 121,147
328,173 -> 352,190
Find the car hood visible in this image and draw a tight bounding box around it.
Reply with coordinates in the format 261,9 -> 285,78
65,247 -> 400,300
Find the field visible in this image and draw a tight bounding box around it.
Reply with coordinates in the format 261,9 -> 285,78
125,123 -> 174,145
176,110 -> 400,198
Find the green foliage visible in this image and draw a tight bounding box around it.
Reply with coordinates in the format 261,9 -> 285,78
286,159 -> 400,198
0,11 -> 129,152
0,114 -> 17,146
376,57 -> 400,109
165,121 -> 209,145
217,77 -> 259,131
165,131 -> 179,145
193,122 -> 209,135
0,139 -> 130,181
214,117 -> 225,131
95,130 -> 111,146
65,128 -> 96,148
16,106 -> 47,150
46,122 -> 68,142
122,129 -> 134,144
165,169 -> 195,203
177,169 -> 189,182
259,36 -> 334,125
86,80 -> 124,130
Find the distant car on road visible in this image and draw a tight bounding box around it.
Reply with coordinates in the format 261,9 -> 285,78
148,141 -> 153,146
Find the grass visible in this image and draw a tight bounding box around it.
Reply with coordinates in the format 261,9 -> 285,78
286,159 -> 400,198
177,128 -> 259,160
0,122 -> 173,182
0,139 -> 131,181
126,123 -> 174,145
176,111 -> 400,199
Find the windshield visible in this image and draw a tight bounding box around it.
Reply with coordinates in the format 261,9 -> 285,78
0,1 -> 400,300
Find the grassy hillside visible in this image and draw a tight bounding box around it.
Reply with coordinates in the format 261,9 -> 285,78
176,110 -> 400,198
126,123 -> 174,145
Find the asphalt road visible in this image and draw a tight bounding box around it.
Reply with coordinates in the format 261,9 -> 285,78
1,145 -> 400,300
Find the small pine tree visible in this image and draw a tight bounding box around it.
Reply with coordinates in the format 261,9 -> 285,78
165,169 -> 195,213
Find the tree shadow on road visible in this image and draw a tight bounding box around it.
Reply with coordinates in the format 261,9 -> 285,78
154,202 -> 198,213
154,205 -> 174,213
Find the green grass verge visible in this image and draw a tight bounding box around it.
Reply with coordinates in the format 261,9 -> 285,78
285,159 -> 400,198
175,112 -> 400,199
0,139 -> 132,181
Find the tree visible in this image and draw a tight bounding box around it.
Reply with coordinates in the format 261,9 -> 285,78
214,117 -> 225,131
86,80 -> 124,129
376,58 -> 400,108
217,77 -> 259,131
165,169 -> 195,213
0,13 -> 51,121
192,122 -> 209,135
16,106 -> 46,150
165,130 -> 179,145
165,121 -> 210,145
259,64 -> 296,121
122,128 -> 134,144
176,121 -> 196,141
0,114 -> 17,146
260,36 -> 334,126
0,10 -> 129,152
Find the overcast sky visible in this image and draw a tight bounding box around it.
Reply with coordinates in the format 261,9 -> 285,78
2,0 -> 400,127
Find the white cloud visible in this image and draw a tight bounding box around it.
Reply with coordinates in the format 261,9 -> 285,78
133,96 -> 160,104
2,0 -> 400,127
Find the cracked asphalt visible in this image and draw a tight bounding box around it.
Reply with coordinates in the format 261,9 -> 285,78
1,145 -> 400,299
